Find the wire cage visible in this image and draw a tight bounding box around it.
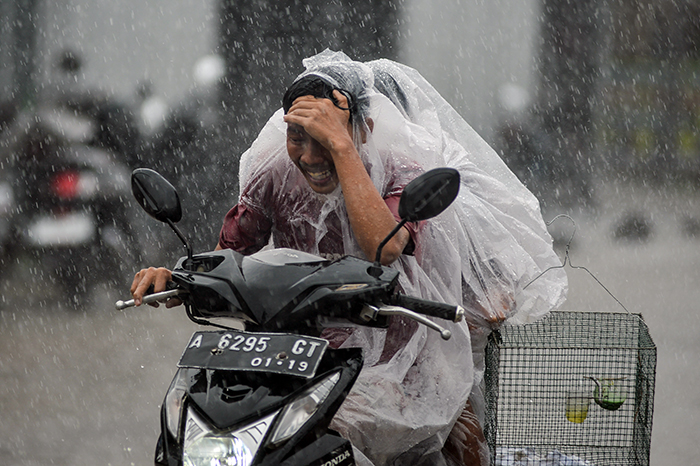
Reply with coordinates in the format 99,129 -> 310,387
484,311 -> 656,466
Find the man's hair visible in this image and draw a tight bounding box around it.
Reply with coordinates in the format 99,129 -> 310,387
282,75 -> 367,125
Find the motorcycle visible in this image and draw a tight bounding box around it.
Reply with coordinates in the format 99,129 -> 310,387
0,103 -> 142,303
117,167 -> 465,466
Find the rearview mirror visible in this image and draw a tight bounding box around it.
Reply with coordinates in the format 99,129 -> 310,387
372,167 -> 460,269
131,168 -> 194,269
398,167 -> 460,222
131,168 -> 182,223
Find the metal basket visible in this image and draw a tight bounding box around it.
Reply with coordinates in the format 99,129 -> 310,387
484,310 -> 656,466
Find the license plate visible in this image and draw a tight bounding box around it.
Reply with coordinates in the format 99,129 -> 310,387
24,211 -> 96,246
178,330 -> 328,378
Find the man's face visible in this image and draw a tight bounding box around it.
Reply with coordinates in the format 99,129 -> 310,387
286,122 -> 352,194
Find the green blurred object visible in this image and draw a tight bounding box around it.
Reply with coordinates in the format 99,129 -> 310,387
589,377 -> 627,411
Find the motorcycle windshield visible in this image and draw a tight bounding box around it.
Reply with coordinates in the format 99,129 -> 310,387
249,248 -> 329,266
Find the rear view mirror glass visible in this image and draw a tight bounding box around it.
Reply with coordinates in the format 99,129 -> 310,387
398,167 -> 460,222
131,168 -> 182,223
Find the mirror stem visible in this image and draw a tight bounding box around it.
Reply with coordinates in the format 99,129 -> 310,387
167,218 -> 194,270
370,219 -> 408,277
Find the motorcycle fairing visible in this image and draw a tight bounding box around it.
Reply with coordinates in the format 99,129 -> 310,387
171,248 -> 399,331
157,347 -> 363,466
278,432 -> 354,466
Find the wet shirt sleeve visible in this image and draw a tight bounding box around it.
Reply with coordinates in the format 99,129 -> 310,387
218,202 -> 272,255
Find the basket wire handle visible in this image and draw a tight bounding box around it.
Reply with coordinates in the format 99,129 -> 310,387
521,214 -> 630,314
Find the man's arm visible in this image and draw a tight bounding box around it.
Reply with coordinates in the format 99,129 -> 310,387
283,91 -> 409,265
131,205 -> 267,306
218,203 -> 272,254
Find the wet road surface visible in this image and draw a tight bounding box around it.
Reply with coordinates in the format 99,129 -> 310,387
0,280 -> 196,466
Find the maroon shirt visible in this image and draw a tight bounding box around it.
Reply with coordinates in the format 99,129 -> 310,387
219,189 -> 418,256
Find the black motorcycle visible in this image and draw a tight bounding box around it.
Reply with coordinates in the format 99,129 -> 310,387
117,167 -> 464,466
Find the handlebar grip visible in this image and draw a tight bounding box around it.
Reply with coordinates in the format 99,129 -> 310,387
392,294 -> 465,322
115,287 -> 182,311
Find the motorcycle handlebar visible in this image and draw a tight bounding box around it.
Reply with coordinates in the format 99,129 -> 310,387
391,294 -> 465,323
115,288 -> 182,310
360,296 -> 465,341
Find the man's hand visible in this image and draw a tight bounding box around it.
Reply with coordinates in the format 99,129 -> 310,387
283,91 -> 408,265
283,90 -> 353,153
130,267 -> 180,308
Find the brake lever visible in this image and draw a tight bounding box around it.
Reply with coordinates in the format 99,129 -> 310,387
360,304 -> 452,340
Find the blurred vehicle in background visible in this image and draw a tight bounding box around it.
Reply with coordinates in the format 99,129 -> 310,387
0,97 -> 143,305
0,161 -> 14,260
0,99 -> 19,259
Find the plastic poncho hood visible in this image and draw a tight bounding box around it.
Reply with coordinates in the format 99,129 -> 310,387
282,51 -> 372,129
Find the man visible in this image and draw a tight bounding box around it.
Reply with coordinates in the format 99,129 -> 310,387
132,50 -> 567,465
132,53 -> 421,303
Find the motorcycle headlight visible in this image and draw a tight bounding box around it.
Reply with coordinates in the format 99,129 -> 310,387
164,370 -> 189,437
267,371 -> 340,447
183,409 -> 278,466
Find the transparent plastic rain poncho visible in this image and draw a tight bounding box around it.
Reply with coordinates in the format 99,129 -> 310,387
234,50 -> 567,465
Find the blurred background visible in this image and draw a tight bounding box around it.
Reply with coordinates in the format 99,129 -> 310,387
0,0 -> 698,465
